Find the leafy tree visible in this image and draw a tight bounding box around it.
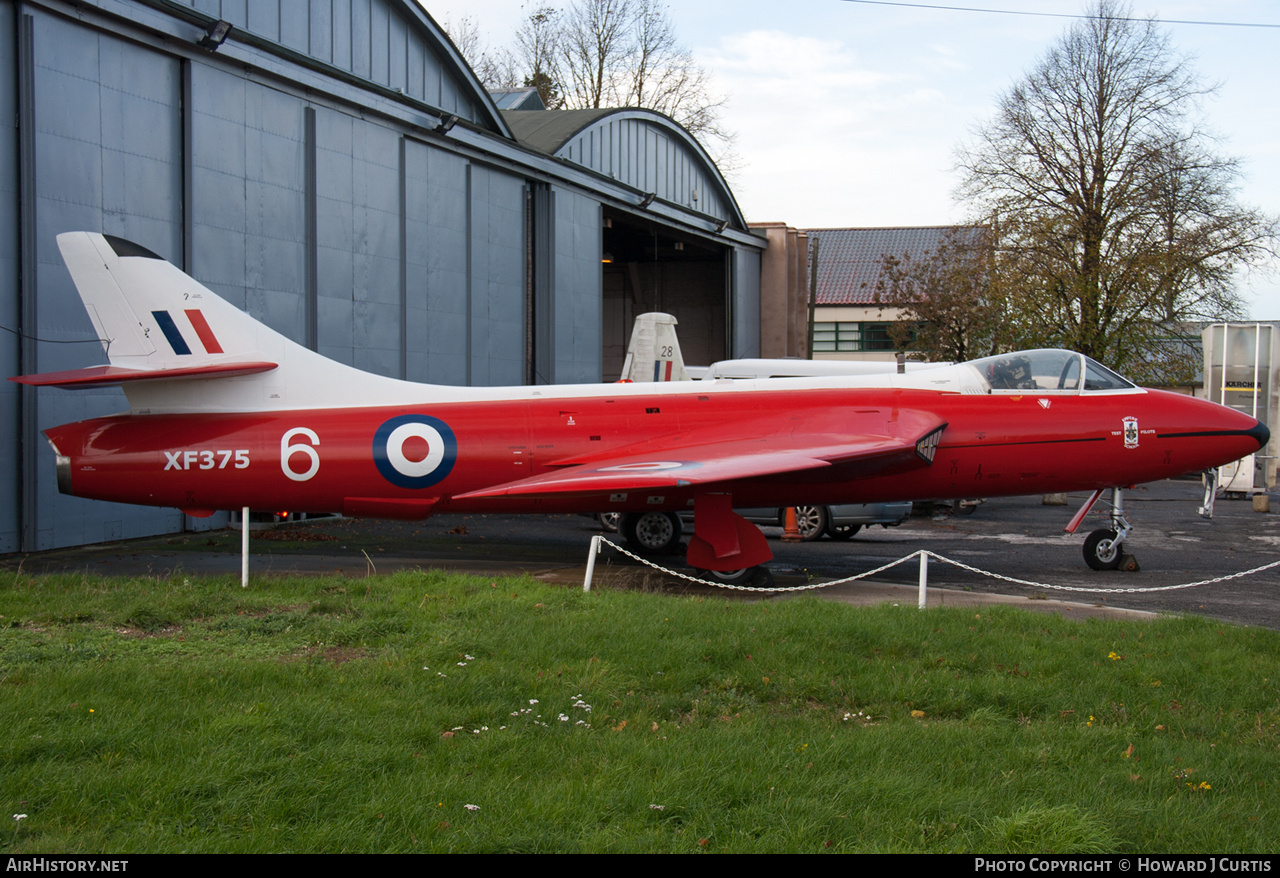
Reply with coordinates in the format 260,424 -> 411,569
874,227 -> 1014,363
955,0 -> 1276,383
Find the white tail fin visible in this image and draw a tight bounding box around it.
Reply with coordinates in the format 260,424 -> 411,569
37,232 -> 430,413
620,312 -> 690,382
56,232 -> 295,374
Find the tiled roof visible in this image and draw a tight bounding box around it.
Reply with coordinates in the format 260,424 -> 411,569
806,227 -> 961,305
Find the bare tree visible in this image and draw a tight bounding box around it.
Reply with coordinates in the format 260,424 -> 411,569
441,15 -> 520,91
553,0 -> 734,161
451,2 -> 736,169
514,6 -> 565,108
956,0 -> 1276,382
559,0 -> 635,109
624,0 -> 731,151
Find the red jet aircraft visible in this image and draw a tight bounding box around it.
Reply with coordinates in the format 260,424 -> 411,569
13,233 -> 1269,583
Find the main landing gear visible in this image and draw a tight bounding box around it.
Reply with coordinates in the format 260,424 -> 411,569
1066,487 -> 1139,571
616,496 -> 778,587
694,566 -> 775,588
620,511 -> 683,555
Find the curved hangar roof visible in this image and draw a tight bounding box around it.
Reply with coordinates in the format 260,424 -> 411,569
167,0 -> 511,138
504,108 -> 745,230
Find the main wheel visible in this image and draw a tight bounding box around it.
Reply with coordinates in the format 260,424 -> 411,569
596,511 -> 621,533
622,511 -> 682,555
698,566 -> 774,588
826,523 -> 862,540
1083,528 -> 1123,570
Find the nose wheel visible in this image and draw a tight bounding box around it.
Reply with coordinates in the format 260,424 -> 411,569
1068,487 -> 1137,571
1083,528 -> 1124,570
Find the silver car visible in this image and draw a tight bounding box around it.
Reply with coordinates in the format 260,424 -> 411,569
597,501 -> 912,552
736,503 -> 913,541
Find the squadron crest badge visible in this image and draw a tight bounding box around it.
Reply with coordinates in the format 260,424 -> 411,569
1123,416 -> 1139,449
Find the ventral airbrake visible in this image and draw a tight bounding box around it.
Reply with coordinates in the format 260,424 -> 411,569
12,233 -> 1269,583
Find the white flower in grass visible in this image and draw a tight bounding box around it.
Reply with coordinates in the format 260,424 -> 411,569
649,804 -> 664,811
464,804 -> 480,811
13,814 -> 27,822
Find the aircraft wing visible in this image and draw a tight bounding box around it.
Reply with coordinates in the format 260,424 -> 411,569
454,413 -> 947,500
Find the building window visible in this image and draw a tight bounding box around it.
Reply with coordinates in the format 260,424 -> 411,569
812,322 -> 897,352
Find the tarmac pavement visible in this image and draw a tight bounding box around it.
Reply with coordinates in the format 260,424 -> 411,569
4,479 -> 1278,628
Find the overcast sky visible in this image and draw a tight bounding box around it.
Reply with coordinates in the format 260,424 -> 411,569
418,0 -> 1280,317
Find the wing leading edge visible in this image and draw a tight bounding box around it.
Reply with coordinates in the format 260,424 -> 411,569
454,414 -> 948,501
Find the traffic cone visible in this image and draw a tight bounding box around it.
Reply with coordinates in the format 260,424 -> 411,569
782,506 -> 802,542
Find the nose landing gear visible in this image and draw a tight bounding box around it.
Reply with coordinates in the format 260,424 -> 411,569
1067,487 -> 1138,571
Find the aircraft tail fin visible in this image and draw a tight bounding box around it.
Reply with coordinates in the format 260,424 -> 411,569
13,232 -> 416,412
54,233 -> 262,371
620,312 -> 691,382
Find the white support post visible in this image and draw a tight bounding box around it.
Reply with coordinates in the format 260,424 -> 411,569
917,550 -> 928,608
583,534 -> 602,592
241,506 -> 249,588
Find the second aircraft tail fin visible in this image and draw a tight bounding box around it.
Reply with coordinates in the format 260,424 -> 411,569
619,312 -> 691,382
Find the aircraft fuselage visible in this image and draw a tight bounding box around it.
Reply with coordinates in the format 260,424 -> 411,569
46,384 -> 1264,519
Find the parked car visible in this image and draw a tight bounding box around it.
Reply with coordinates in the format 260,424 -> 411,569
736,503 -> 913,541
597,501 -> 912,553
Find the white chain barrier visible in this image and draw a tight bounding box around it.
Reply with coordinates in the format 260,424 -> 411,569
582,536 -> 1280,606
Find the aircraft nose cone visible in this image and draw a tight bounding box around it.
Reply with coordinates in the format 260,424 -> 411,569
1248,418 -> 1270,450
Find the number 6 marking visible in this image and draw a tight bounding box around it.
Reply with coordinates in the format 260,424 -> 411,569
281,427 -> 320,481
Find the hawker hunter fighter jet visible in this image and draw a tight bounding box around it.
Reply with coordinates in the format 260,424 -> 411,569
13,233 -> 1268,583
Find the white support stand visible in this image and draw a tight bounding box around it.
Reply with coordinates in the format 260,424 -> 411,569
917,550 -> 928,608
583,534 -> 602,592
241,506 -> 249,588
1199,468 -> 1219,518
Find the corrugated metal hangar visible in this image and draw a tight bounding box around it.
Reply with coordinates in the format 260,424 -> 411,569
0,0 -> 764,552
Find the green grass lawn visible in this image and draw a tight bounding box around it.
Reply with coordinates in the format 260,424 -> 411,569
2,568 -> 1278,852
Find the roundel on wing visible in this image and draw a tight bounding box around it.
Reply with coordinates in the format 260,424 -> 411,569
373,415 -> 457,489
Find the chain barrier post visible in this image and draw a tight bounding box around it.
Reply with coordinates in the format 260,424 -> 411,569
583,534 -> 602,592
917,550 -> 928,608
241,506 -> 250,588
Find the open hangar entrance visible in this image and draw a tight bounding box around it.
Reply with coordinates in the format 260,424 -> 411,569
600,207 -> 730,378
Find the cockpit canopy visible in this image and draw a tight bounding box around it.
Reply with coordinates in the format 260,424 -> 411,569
968,350 -> 1135,393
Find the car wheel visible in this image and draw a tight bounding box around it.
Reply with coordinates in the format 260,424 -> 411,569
826,523 -> 862,540
783,505 -> 829,541
596,512 -> 621,533
1083,528 -> 1123,570
622,511 -> 682,555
